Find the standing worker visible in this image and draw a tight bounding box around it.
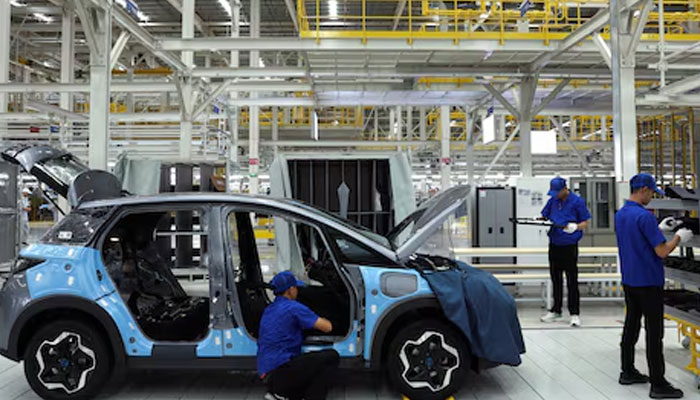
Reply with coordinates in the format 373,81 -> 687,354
540,177 -> 591,327
258,271 -> 340,400
616,173 -> 691,399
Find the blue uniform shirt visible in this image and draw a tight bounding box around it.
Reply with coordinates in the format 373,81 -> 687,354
257,296 -> 320,376
541,193 -> 591,246
615,200 -> 667,287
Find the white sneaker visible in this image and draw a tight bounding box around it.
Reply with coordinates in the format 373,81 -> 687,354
570,315 -> 581,327
540,311 -> 563,323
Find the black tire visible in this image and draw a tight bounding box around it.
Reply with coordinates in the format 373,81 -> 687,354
386,319 -> 470,400
23,320 -> 112,400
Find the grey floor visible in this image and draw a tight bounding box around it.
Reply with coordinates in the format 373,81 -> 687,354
3,324 -> 700,400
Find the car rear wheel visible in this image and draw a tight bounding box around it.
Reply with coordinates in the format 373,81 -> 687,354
23,320 -> 111,400
386,319 -> 469,400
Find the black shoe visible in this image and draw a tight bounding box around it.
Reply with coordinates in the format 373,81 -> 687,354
619,370 -> 650,385
650,382 -> 684,399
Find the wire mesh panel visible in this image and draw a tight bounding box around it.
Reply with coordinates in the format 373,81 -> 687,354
288,159 -> 394,235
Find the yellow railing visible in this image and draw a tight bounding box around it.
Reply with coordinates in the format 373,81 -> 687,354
239,106 -> 365,128
297,0 -> 700,43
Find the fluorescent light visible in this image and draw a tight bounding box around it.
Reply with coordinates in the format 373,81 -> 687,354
217,0 -> 233,17
33,13 -> 53,23
482,114 -> 496,144
329,0 -> 338,19
115,0 -> 150,22
10,1 -> 26,7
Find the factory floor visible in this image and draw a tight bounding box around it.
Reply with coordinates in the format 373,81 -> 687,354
3,304 -> 700,400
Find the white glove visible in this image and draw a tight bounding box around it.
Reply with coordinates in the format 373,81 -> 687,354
659,216 -> 681,232
676,228 -> 694,244
563,223 -> 579,234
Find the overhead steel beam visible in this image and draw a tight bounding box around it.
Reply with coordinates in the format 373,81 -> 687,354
625,0 -> 653,62
482,83 -> 521,120
164,0 -> 215,36
531,78 -> 571,116
659,72 -> 700,95
283,0 -> 300,32
193,67 -> 307,78
111,3 -> 186,71
592,33 -> 612,69
548,116 -> 592,173
25,100 -> 88,121
528,9 -> 609,71
392,0 -> 408,30
193,80 -> 232,120
481,126 -> 521,180
109,31 -> 131,70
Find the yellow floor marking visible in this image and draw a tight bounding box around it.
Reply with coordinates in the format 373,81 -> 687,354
402,397 -> 454,400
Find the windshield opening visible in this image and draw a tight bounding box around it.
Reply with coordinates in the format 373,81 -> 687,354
286,200 -> 392,249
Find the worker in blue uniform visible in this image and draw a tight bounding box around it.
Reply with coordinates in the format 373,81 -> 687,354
258,271 -> 340,400
540,177 -> 591,327
616,173 -> 691,399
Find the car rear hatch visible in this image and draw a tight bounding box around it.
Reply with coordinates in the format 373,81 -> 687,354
1,144 -> 122,206
387,185 -> 470,262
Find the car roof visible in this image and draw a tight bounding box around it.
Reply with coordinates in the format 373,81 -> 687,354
78,192 -> 398,262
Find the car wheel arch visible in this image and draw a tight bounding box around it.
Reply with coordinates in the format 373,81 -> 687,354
9,295 -> 125,371
370,296 -> 465,368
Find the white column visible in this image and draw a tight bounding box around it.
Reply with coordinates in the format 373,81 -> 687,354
611,0 -> 639,206
389,108 -> 396,138
180,0 -> 196,161
419,107 -> 427,142
406,105 -> 413,141
373,107 -> 379,140
396,105 -> 403,140
440,105 -> 451,190
22,68 -> 30,112
272,105 -> 279,157
60,8 -> 75,113
88,8 -> 112,170
126,67 -> 134,113
228,0 -> 241,192
248,0 -> 261,195
0,0 -> 10,135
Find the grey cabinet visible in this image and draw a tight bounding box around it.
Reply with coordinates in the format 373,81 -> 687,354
475,187 -> 515,263
571,177 -> 615,233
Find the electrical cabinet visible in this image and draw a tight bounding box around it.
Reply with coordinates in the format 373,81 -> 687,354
570,177 -> 615,233
475,187 -> 516,263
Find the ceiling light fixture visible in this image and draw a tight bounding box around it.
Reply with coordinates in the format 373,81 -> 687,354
329,0 -> 338,19
217,0 -> 233,17
9,0 -> 26,7
115,0 -> 150,22
33,13 -> 53,23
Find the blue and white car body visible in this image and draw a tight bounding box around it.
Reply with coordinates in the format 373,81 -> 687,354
0,145 -> 514,400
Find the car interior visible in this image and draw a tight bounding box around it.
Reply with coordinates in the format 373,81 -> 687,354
227,211 -> 353,340
101,210 -> 210,342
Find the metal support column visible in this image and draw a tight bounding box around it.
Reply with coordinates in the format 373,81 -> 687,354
0,0 -> 10,136
518,76 -> 538,177
440,105 -> 451,190
60,6 -> 75,114
272,106 -> 279,157
227,0 -> 241,192
611,0 -> 649,205
419,107 -> 427,142
179,0 -> 196,161
248,0 -> 261,195
75,2 -> 112,169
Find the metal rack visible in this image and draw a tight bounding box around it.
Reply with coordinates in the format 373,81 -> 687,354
647,198 -> 700,387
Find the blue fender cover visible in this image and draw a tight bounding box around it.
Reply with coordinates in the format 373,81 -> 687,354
420,261 -> 526,366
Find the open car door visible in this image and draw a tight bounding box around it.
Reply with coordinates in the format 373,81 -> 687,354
1,144 -> 122,207
387,185 -> 471,262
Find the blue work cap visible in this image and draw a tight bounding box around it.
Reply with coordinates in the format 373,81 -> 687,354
270,270 -> 306,295
548,177 -> 567,196
630,173 -> 664,195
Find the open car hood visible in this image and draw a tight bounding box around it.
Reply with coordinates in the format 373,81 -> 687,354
388,185 -> 470,262
1,144 -> 121,206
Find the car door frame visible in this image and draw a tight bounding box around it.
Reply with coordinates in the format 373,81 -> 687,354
219,203 -> 362,348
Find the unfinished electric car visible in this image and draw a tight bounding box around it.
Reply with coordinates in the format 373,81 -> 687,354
0,144 -> 524,400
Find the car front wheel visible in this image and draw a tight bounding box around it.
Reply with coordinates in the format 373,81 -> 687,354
23,320 -> 111,400
386,319 -> 470,400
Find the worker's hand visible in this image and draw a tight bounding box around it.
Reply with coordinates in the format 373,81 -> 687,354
563,223 -> 578,234
676,228 -> 694,244
659,216 -> 680,232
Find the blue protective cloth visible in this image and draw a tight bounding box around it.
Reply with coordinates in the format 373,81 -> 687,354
257,296 -> 320,376
420,261 -> 525,366
615,200 -> 667,287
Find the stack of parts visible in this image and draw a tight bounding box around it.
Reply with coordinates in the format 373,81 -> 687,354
664,289 -> 700,316
664,256 -> 700,274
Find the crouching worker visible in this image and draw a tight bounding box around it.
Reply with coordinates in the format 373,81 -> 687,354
258,271 -> 340,400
